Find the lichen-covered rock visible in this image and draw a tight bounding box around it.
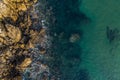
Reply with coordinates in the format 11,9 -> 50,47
0,50 -> 13,79
17,58 -> 32,71
0,0 -> 37,21
0,24 -> 21,45
6,24 -> 21,43
0,0 -> 52,79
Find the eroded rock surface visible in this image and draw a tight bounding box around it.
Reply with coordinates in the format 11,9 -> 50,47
0,0 -> 37,21
0,0 -> 51,80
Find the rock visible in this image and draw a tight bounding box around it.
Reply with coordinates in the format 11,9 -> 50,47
6,24 -> 21,43
69,33 -> 80,43
20,44 -> 25,48
106,26 -> 119,43
19,15 -> 32,28
0,0 -> 51,79
0,24 -> 21,45
14,76 -> 22,80
40,48 -> 46,54
0,50 -> 13,79
18,58 -> 32,71
39,28 -> 46,36
0,0 -> 37,21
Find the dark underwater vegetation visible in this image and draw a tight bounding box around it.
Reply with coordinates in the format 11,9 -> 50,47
47,0 -> 91,80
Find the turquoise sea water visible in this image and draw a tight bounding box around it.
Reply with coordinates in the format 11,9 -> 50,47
48,0 -> 120,80
80,0 -> 120,80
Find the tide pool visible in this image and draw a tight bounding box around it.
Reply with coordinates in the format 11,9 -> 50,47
80,0 -> 120,80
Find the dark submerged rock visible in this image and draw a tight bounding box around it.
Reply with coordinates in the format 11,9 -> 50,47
106,26 -> 119,43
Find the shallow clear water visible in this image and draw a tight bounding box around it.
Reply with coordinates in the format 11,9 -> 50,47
46,0 -> 120,80
80,0 -> 120,80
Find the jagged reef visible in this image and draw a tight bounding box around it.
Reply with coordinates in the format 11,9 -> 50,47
0,0 -> 51,80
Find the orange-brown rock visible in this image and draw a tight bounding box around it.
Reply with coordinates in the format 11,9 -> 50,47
40,49 -> 46,54
39,28 -> 46,36
0,24 -> 21,45
0,0 -> 50,79
17,58 -> 32,71
0,0 -> 37,21
6,24 -> 21,43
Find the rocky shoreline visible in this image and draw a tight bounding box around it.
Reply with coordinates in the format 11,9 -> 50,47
0,0 -> 53,80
